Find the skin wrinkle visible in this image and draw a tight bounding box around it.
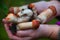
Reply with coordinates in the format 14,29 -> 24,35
39,25 -> 60,39
38,24 -> 52,37
50,26 -> 60,40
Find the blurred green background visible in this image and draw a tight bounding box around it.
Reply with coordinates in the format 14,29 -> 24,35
0,0 -> 58,40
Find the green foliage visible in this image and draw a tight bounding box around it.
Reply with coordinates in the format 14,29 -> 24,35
48,18 -> 58,24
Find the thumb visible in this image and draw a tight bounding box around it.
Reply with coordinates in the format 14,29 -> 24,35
4,24 -> 13,37
2,18 -> 8,24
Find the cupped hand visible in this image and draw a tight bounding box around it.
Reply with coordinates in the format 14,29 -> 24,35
2,19 -> 33,40
2,19 -> 43,40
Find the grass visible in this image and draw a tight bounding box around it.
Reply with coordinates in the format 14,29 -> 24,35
0,0 -> 58,40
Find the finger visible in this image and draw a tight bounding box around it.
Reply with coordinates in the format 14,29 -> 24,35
10,36 -> 37,40
16,29 -> 34,37
9,36 -> 21,40
21,37 -> 32,40
20,37 -> 38,40
2,19 -> 8,23
4,24 -> 24,40
4,24 -> 14,37
10,36 -> 32,40
2,19 -> 13,26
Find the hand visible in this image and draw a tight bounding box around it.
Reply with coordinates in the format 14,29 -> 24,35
2,18 -> 43,40
3,19 -> 37,40
16,28 -> 43,40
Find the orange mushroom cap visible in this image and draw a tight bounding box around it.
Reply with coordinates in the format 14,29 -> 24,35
32,20 -> 40,29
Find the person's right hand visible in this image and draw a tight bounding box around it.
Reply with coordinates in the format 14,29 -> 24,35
2,18 -> 44,40
2,19 -> 35,40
